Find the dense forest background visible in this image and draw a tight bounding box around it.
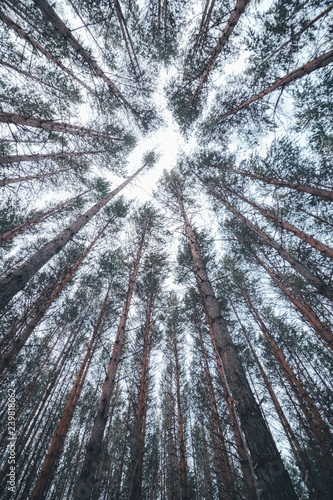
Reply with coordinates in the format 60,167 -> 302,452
0,0 -> 332,499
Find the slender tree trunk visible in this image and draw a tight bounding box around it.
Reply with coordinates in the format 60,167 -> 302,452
113,396 -> 131,500
33,0 -> 138,116
215,50 -> 333,122
214,163 -> 333,201
0,58 -> 69,94
0,188 -> 91,245
254,248 -> 333,350
226,186 -> 333,259
0,111 -> 122,140
172,326 -> 190,500
168,366 -> 173,500
93,382 -> 119,500
200,416 -> 214,500
0,220 -> 110,376
189,0 -> 250,104
199,177 -> 333,301
259,4 -> 333,67
206,309 -> 259,500
31,283 -> 112,500
0,149 -> 105,165
0,166 -> 70,186
0,162 -> 146,311
173,189 -> 297,499
128,292 -> 154,500
75,227 -> 146,499
0,10 -> 101,99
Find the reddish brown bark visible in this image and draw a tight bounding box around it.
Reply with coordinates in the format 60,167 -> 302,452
215,163 -> 333,201
230,300 -> 319,499
128,290 -> 154,500
199,177 -> 333,301
0,162 -> 147,311
197,321 -> 236,498
173,186 -> 297,499
93,382 -> 119,500
207,320 -> 259,499
240,286 -> 333,475
226,186 -> 333,259
215,50 -> 333,122
31,284 -> 112,500
76,226 -> 146,499
189,0 -> 250,104
254,249 -> 333,350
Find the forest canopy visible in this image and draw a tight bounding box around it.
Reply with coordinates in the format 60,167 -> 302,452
0,0 -> 332,499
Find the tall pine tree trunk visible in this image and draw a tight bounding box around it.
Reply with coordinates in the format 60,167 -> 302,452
75,225 -> 147,499
0,162 -> 146,311
215,50 -> 333,122
174,188 -> 297,499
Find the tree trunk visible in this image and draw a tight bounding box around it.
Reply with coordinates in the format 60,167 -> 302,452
0,149 -> 105,165
226,186 -> 333,259
259,4 -> 333,67
113,395 -> 131,500
215,50 -> 333,122
0,10 -> 101,99
230,300 -> 320,499
0,188 -> 91,245
0,162 -> 146,311
172,326 -> 190,500
33,0 -> 138,116
199,177 -> 333,301
128,292 -> 154,500
189,0 -> 250,104
174,189 -> 297,499
31,283 -> 112,500
200,416 -> 215,500
240,285 -> 333,475
75,226 -> 146,499
254,248 -> 333,350
0,166 -> 70,186
197,320 -> 236,499
215,163 -> 333,201
0,220 -> 110,376
0,111 -> 122,140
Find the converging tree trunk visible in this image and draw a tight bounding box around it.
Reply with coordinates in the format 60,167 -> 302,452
75,221 -> 147,499
0,112 -> 123,140
33,0 -> 138,116
31,283 -> 112,500
214,163 -> 333,201
0,9 -> 101,99
199,177 -> 333,301
0,162 -> 147,311
214,50 -> 333,122
171,182 -> 297,499
0,220 -> 110,378
189,0 -> 250,104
